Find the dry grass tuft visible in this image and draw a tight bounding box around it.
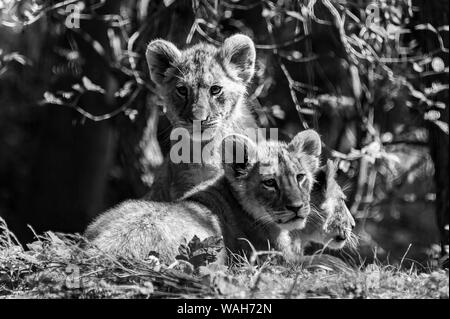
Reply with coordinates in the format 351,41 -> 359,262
0,217 -> 448,299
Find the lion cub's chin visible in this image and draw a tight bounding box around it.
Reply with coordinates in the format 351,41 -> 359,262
279,218 -> 307,231
326,237 -> 347,249
320,231 -> 349,249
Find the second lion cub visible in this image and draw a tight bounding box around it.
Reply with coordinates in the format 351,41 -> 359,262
295,160 -> 356,252
85,130 -> 322,264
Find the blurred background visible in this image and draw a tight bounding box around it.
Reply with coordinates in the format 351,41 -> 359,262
0,0 -> 448,268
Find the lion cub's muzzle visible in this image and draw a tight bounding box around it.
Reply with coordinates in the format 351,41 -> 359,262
334,229 -> 348,242
285,204 -> 310,222
324,218 -> 354,249
275,204 -> 310,231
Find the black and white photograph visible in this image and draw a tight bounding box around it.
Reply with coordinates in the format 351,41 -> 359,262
0,0 -> 448,303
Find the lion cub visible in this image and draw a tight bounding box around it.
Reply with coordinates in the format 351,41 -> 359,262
291,160 -> 356,253
145,34 -> 258,201
85,130 -> 322,264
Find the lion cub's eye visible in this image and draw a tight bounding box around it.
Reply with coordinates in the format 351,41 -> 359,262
176,85 -> 188,96
210,85 -> 222,95
296,173 -> 306,184
262,179 -> 277,188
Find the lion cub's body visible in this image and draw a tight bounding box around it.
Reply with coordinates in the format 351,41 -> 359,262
86,131 -> 322,264
145,35 -> 258,201
85,198 -> 223,264
85,177 -> 274,264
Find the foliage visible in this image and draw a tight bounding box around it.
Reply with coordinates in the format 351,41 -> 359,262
0,0 -> 448,263
2,0 -> 447,199
0,217 -> 448,299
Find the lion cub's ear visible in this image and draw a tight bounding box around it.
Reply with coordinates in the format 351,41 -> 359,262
146,39 -> 181,86
288,129 -> 322,171
220,34 -> 256,83
221,135 -> 257,179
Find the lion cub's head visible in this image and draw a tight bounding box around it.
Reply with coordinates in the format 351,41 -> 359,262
146,34 -> 256,139
300,160 -> 357,249
221,130 -> 322,230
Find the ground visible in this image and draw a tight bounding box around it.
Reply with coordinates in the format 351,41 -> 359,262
0,219 -> 448,299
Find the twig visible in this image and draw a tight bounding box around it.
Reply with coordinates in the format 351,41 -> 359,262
54,87 -> 142,122
399,244 -> 412,270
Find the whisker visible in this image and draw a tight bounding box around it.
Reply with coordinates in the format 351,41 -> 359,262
345,232 -> 359,250
251,214 -> 274,229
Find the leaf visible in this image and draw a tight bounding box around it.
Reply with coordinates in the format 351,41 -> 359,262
431,57 -> 445,73
424,110 -> 441,121
187,235 -> 202,253
285,11 -> 305,22
168,260 -> 195,275
71,83 -> 84,93
415,23 -> 438,33
163,0 -> 176,7
189,247 -> 221,268
4,52 -> 31,66
176,242 -> 190,261
432,120 -> 449,135
115,81 -> 134,98
201,236 -> 223,248
42,92 -> 64,105
124,109 -> 138,121
262,8 -> 274,18
338,160 -> 351,173
178,235 -> 224,268
271,105 -> 285,120
412,62 -> 423,73
58,91 -> 75,100
81,76 -> 105,94
434,102 -> 446,109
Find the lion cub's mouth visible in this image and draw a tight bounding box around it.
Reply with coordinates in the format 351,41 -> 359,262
285,215 -> 306,223
334,234 -> 347,242
326,234 -> 348,249
199,122 -> 217,129
276,213 -> 306,224
277,215 -> 308,231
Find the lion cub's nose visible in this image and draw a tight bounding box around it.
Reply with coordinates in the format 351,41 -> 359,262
201,115 -> 211,125
192,108 -> 210,122
286,205 -> 303,215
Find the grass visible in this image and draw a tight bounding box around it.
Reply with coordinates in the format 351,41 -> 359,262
0,218 -> 448,299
